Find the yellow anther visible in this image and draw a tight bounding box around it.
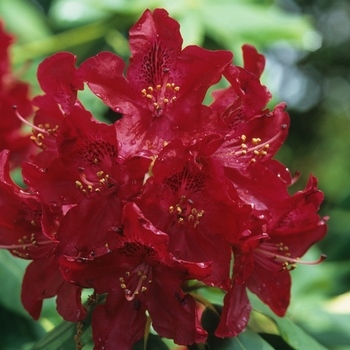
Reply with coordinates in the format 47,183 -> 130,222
119,277 -> 125,282
254,150 -> 260,155
241,135 -> 247,142
31,220 -> 36,226
146,94 -> 152,99
120,284 -> 126,289
241,144 -> 248,149
141,287 -> 147,292
137,271 -> 142,276
178,217 -> 184,224
156,85 -> 161,90
261,150 -> 267,155
87,185 -> 93,192
172,96 -> 177,101
75,181 -> 83,189
191,208 -> 197,215
163,98 -> 169,103
171,83 -> 175,88
174,86 -> 180,92
176,206 -> 182,215
252,137 -> 261,145
142,275 -> 147,280
188,214 -> 194,221
241,150 -> 247,155
93,158 -> 99,164
97,171 -> 104,177
95,188 -> 100,193
264,144 -> 270,149
141,89 -> 147,96
147,86 -> 153,92
250,158 -> 256,163
169,206 -> 174,214
125,271 -> 130,276
166,83 -> 171,88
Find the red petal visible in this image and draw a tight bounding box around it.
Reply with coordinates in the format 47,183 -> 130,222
215,283 -> 252,337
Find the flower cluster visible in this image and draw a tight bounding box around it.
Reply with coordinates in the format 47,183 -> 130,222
0,20 -> 33,166
0,8 -> 327,350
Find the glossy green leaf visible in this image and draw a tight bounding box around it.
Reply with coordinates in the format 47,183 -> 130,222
0,304 -> 45,350
0,250 -> 30,317
30,303 -> 94,350
202,305 -> 274,350
249,293 -> 328,350
132,333 -> 170,350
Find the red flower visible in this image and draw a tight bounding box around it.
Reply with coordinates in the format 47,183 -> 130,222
216,176 -> 328,337
0,150 -> 85,321
0,20 -> 33,165
137,137 -> 251,289
60,202 -> 210,349
78,8 -> 232,154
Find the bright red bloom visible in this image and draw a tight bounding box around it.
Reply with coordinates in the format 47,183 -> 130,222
0,20 -> 33,165
60,202 -> 210,349
0,150 -> 85,321
78,8 -> 232,154
137,137 -> 251,289
216,176 -> 328,337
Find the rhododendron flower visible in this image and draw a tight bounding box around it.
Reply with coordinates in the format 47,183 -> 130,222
77,8 -> 232,154
0,21 -> 33,165
60,203 -> 210,349
0,150 -> 85,321
216,176 -> 328,337
137,137 -> 251,289
0,7 -> 328,350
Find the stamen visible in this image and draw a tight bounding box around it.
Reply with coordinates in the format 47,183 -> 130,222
256,244 -> 327,269
12,105 -> 47,134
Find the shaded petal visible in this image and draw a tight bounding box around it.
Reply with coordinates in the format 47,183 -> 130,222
56,282 -> 86,322
215,283 -> 252,337
148,270 -> 207,345
247,262 -> 291,316
21,258 -> 64,320
92,290 -> 147,350
37,52 -> 84,113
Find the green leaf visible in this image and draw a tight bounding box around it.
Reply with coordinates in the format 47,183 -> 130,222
202,305 -> 274,350
0,304 -> 45,350
132,333 -> 170,350
30,300 -> 94,350
249,293 -> 328,350
0,0 -> 51,43
0,250 -> 30,317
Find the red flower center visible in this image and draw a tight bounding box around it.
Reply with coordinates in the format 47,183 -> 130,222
169,195 -> 204,228
119,262 -> 153,301
141,79 -> 180,117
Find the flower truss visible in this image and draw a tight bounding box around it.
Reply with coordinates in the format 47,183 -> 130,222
0,8 -> 328,350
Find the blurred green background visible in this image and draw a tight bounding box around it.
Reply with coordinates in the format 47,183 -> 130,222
0,0 -> 349,349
